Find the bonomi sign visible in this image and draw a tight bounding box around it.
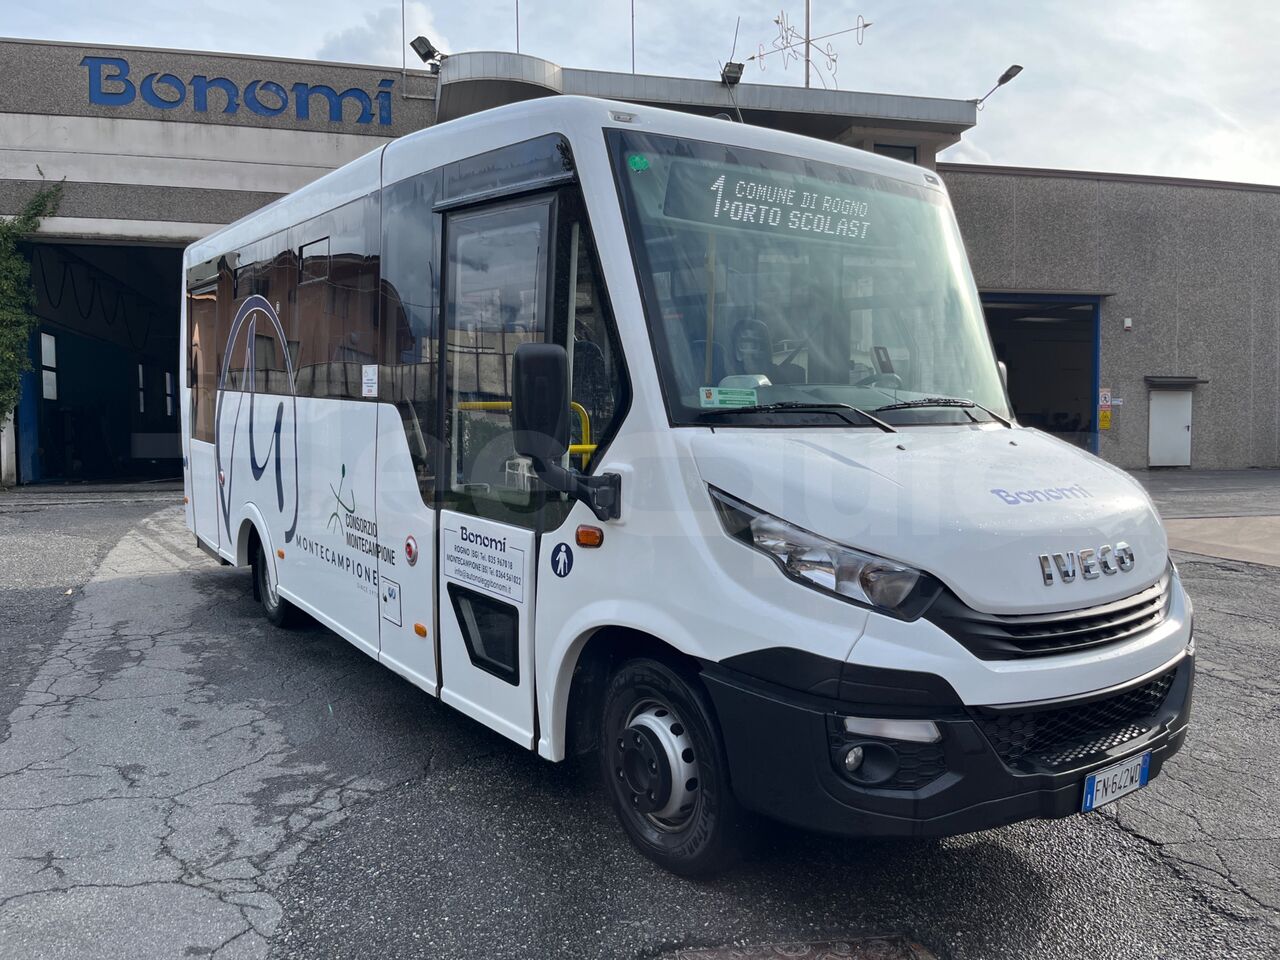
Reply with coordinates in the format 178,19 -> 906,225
80,56 -> 396,125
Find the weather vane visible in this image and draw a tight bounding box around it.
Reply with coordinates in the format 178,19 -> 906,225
746,9 -> 872,89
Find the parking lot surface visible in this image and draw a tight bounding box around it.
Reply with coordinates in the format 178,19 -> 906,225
0,477 -> 1276,959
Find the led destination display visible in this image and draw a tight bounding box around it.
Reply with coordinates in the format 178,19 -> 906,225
661,159 -> 874,244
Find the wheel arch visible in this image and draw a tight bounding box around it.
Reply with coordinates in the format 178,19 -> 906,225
558,625 -> 701,761
232,504 -> 272,568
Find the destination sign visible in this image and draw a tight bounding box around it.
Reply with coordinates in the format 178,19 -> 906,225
661,160 -> 873,243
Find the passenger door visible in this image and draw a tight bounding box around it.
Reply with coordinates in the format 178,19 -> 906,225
436,197 -> 552,748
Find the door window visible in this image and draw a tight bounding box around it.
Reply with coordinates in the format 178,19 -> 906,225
443,198 -> 552,526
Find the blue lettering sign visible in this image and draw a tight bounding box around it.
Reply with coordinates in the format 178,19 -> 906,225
245,79 -> 289,116
291,83 -> 373,123
81,56 -> 135,106
80,56 -> 395,125
140,72 -> 186,109
191,76 -> 240,114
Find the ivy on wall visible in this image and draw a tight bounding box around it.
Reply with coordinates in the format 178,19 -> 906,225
0,176 -> 63,424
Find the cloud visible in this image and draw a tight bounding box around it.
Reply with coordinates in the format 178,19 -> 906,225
317,2 -> 451,67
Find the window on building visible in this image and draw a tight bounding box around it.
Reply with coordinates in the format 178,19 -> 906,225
40,332 -> 57,401
137,363 -> 145,413
165,372 -> 176,417
873,143 -> 918,165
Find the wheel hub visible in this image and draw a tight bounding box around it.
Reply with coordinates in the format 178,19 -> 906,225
614,703 -> 701,826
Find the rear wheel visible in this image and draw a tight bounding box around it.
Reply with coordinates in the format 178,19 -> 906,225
254,540 -> 301,628
599,657 -> 746,876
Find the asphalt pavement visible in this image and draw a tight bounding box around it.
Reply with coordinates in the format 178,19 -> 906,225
0,477 -> 1276,959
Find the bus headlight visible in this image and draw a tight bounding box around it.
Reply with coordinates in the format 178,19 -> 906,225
709,488 -> 940,619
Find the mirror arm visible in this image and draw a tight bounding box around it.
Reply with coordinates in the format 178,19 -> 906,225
533,460 -> 621,522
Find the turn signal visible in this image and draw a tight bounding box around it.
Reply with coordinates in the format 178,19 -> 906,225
276,549 -> 285,560
576,524 -> 604,548
414,623 -> 428,638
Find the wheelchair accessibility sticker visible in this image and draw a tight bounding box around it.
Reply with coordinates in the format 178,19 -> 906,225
551,543 -> 574,578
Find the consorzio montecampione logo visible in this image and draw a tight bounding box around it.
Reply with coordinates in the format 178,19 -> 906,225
294,463 -> 397,596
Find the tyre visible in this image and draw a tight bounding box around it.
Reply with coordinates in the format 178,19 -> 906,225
599,657 -> 747,876
253,539 -> 301,628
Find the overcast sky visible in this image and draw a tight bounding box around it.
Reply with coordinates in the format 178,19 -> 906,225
9,1 -> 1278,184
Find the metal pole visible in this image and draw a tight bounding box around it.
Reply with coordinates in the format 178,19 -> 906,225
400,0 -> 406,73
631,0 -> 636,73
516,0 -> 521,52
804,0 -> 811,88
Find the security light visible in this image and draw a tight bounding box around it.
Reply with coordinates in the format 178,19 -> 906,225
720,61 -> 744,87
997,64 -> 1023,85
410,35 -> 442,63
975,64 -> 1024,108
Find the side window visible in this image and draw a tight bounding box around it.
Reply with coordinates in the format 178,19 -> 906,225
381,170 -> 443,503
253,244 -> 298,395
443,197 -> 552,525
223,234 -> 295,394
293,196 -> 380,399
187,285 -> 217,442
551,196 -> 628,473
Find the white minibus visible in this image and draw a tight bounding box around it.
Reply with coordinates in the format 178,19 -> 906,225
182,96 -> 1194,875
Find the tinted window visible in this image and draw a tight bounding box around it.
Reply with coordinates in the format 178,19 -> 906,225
442,134 -> 574,204
187,285 -> 217,442
381,170 -> 444,502
292,195 -> 380,399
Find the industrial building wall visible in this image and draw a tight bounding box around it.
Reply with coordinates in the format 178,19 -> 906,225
944,164 -> 1280,470
0,38 -> 437,242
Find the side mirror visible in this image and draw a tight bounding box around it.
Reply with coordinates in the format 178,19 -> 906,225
511,342 -> 621,522
512,343 -> 570,462
997,360 -> 1009,392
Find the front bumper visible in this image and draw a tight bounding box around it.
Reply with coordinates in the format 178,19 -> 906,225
702,651 -> 1194,838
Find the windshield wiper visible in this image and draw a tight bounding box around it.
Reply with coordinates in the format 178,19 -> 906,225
872,396 -> 1013,428
700,401 -> 898,433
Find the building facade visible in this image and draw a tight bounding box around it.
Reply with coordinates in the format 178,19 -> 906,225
1,37 -> 1276,482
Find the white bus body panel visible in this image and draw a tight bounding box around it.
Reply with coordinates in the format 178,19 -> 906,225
279,397 -> 380,658
372,407 -> 437,694
438,511 -> 538,748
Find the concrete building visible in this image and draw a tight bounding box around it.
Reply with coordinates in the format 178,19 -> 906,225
1,37 -> 1276,482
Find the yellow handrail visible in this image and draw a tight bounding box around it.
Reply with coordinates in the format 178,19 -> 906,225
457,399 -> 594,468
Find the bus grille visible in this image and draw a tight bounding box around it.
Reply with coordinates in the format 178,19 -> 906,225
973,668 -> 1176,771
926,571 -> 1172,660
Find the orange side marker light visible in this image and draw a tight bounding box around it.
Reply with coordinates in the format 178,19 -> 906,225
276,549 -> 285,559
414,623 -> 428,638
576,524 -> 604,548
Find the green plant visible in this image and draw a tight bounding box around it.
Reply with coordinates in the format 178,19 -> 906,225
0,176 -> 63,423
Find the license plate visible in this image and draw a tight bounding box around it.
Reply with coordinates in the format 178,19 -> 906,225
1082,751 -> 1151,812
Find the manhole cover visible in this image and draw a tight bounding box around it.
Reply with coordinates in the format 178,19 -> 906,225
664,936 -> 936,959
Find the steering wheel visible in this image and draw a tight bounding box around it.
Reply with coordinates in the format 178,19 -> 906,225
855,372 -> 903,389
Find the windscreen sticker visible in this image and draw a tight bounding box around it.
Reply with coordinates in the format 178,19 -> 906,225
699,387 -> 758,408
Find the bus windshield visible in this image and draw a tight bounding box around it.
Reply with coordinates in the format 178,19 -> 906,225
607,129 -> 1009,426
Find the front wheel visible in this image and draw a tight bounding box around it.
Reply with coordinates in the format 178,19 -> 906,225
598,657 -> 747,876
254,540 -> 302,628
